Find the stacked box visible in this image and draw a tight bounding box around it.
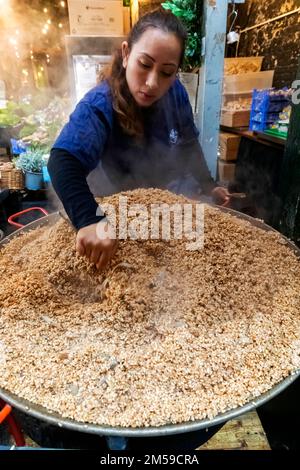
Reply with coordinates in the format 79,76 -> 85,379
219,132 -> 241,161
218,160 -> 236,183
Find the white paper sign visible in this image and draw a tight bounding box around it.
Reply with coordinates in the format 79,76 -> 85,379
73,55 -> 111,102
68,0 -> 124,36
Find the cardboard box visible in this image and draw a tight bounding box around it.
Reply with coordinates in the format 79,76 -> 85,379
68,0 -> 124,36
219,146 -> 238,162
219,132 -> 241,151
178,72 -> 199,113
218,159 -> 236,183
219,132 -> 241,161
220,109 -> 251,128
223,70 -> 274,94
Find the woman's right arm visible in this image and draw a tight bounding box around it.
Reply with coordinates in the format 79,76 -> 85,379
48,148 -> 118,270
48,148 -> 104,230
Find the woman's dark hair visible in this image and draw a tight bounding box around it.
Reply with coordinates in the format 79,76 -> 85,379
102,8 -> 187,137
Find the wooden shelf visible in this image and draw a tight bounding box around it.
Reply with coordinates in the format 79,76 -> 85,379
220,126 -> 285,148
199,411 -> 270,450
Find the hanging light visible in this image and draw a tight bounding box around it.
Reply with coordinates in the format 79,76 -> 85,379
227,2 -> 240,44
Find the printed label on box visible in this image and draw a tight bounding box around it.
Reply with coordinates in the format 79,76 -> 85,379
68,0 -> 124,36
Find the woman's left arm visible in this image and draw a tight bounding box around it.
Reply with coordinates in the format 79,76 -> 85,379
185,138 -> 215,195
186,139 -> 230,205
177,80 -> 230,205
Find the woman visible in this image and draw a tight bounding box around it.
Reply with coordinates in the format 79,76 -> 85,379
48,8 -> 229,271
45,9 -> 228,450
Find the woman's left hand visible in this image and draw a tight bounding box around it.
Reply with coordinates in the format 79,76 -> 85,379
211,186 -> 230,206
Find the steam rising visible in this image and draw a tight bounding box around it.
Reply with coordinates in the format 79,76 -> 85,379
0,0 -> 69,99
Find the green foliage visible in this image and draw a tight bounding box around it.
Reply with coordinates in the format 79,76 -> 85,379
0,100 -> 35,127
45,121 -> 62,144
15,144 -> 49,174
162,0 -> 203,72
0,110 -> 21,127
19,123 -> 38,139
0,102 -> 22,127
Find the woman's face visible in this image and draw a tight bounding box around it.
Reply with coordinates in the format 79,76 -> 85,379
122,28 -> 181,107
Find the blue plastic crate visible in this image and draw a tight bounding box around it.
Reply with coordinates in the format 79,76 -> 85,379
249,88 -> 292,132
10,138 -> 28,156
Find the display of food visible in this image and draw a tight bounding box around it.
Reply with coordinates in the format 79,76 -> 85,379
224,57 -> 264,75
0,96 -> 69,156
18,96 -> 70,145
269,105 -> 292,134
0,189 -> 299,428
222,97 -> 253,111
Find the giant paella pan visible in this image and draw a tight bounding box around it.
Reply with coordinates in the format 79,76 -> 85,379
0,189 -> 299,444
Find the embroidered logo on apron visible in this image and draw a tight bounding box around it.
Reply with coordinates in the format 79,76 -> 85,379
169,129 -> 178,145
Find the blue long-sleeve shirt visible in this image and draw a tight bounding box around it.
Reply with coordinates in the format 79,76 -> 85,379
48,79 -> 215,230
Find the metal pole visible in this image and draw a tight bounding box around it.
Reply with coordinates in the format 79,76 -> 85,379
196,0 -> 245,179
279,59 -> 300,243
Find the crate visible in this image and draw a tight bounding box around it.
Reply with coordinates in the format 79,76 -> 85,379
249,88 -> 292,132
224,57 -> 264,75
0,163 -> 24,190
219,132 -> 241,161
